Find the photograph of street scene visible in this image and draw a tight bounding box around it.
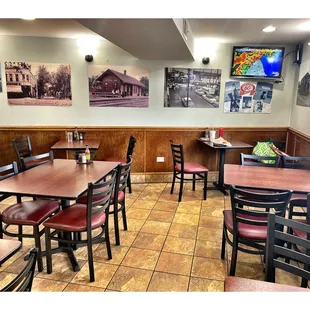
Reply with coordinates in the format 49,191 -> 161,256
164,68 -> 221,108
5,61 -> 72,106
88,65 -> 149,108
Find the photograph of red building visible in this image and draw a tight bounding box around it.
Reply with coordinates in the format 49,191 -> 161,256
88,65 -> 149,107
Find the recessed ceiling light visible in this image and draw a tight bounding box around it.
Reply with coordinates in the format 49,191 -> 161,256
308,42 -> 310,46
21,18 -> 36,20
262,25 -> 276,33
299,21 -> 310,30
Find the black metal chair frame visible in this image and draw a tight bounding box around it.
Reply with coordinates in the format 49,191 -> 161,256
282,155 -> 310,170
265,213 -> 310,288
20,150 -> 54,171
170,140 -> 208,202
109,157 -> 132,246
44,168 -> 117,282
12,136 -> 33,170
221,185 -> 292,276
240,153 -> 280,167
126,136 -> 136,194
1,248 -> 37,292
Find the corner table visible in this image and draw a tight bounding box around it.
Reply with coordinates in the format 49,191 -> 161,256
0,239 -> 22,266
198,139 -> 253,195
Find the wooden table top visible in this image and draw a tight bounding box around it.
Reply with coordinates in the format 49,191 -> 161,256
0,159 -> 120,200
0,239 -> 22,265
50,139 -> 100,150
224,164 -> 310,194
198,139 -> 253,149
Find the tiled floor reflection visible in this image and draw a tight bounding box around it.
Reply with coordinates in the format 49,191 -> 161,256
0,182 -> 308,292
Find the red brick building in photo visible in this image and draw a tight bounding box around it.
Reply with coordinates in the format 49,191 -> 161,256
94,69 -> 145,97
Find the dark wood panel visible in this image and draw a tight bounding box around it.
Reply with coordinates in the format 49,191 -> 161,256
0,126 -> 288,174
287,128 -> 310,157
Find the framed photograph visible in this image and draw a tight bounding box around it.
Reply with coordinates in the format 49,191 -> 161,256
164,68 -> 221,108
5,61 -> 72,106
88,65 -> 149,108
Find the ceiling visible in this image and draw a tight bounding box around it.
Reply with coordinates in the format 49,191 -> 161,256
188,18 -> 310,44
0,18 -> 310,60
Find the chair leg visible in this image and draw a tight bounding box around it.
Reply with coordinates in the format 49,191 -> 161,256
221,223 -> 226,260
230,236 -> 238,276
87,231 -> 95,282
105,224 -> 112,260
121,202 -> 128,231
170,171 -> 176,194
114,204 -> 120,246
45,227 -> 52,274
18,225 -> 23,243
127,172 -> 132,194
203,172 -> 208,200
178,174 -> 184,202
192,174 -> 196,191
34,226 -> 43,272
301,278 -> 308,288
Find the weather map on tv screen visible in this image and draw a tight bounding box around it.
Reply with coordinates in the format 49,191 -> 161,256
231,46 -> 284,78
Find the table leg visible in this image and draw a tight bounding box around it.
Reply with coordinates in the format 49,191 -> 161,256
212,149 -> 229,195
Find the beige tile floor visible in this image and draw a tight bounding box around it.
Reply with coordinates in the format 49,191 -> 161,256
0,182 -> 307,292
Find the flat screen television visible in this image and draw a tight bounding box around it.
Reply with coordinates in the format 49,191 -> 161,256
230,46 -> 285,79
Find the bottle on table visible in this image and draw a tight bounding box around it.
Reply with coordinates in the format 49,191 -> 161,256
219,127 -> 224,138
74,127 -> 79,141
85,145 -> 91,162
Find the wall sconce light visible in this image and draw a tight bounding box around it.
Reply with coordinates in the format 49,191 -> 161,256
202,57 -> 210,65
85,55 -> 94,62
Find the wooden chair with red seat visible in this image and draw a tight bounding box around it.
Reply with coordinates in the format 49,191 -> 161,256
12,136 -> 33,170
170,140 -> 208,202
104,135 -> 136,194
76,158 -> 132,246
44,168 -> 117,282
20,150 -> 54,172
221,185 -> 292,276
225,213 -> 310,292
1,248 -> 38,292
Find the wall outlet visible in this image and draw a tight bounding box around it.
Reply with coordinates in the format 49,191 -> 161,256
156,157 -> 165,162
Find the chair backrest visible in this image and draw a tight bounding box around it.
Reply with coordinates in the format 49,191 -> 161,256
1,248 -> 37,292
240,153 -> 280,167
265,212 -> 310,284
282,156 -> 310,170
170,140 -> 184,170
126,136 -> 136,162
230,186 -> 292,234
113,156 -> 132,205
0,162 -> 18,202
20,150 -> 54,171
86,168 -> 117,231
12,136 -> 33,164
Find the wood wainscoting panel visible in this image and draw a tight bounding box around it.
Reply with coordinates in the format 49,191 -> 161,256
287,128 -> 310,157
0,126 -> 288,174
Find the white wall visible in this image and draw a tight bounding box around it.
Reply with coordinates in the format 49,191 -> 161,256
0,35 -> 297,127
289,40 -> 310,135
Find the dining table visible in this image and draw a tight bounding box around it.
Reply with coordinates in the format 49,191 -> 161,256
0,239 -> 22,266
198,139 -> 253,195
224,164 -> 310,194
0,159 -> 120,271
50,139 -> 101,159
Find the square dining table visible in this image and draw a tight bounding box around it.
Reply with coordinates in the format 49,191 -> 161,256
0,159 -> 120,271
0,239 -> 22,266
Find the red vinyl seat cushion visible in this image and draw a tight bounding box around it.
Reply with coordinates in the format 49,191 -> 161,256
76,189 -> 124,204
2,200 -> 60,226
175,162 -> 208,173
223,210 -> 268,240
224,276 -> 309,292
43,204 -> 106,232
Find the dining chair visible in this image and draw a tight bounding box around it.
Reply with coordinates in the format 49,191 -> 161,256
76,158 -> 132,246
240,153 -> 280,167
12,136 -> 33,169
104,135 -> 136,193
1,248 -> 37,292
221,185 -> 292,276
20,150 -> 54,171
267,137 -> 286,152
44,168 -> 117,282
170,140 -> 208,202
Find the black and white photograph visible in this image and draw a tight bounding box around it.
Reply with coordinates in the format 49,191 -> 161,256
253,81 -> 273,104
242,96 -> 252,109
223,81 -> 241,112
0,63 -> 2,93
5,61 -> 72,106
164,68 -> 221,108
296,71 -> 310,107
88,65 -> 149,108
